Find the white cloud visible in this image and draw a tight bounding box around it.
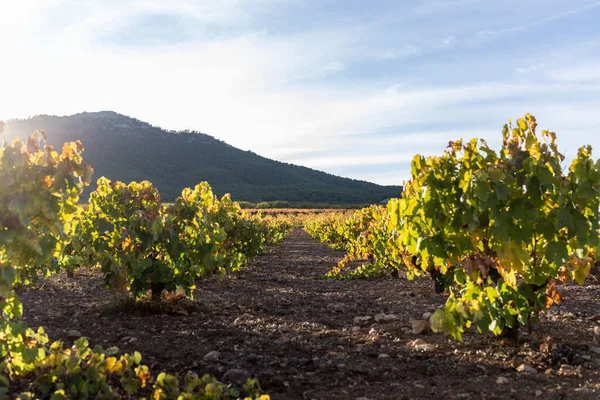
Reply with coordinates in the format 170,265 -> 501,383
545,63 -> 600,82
474,2 -> 600,39
287,153 -> 415,169
374,45 -> 419,60
1,0 -> 599,186
516,63 -> 546,74
476,29 -> 496,38
439,36 -> 457,48
321,61 -> 346,72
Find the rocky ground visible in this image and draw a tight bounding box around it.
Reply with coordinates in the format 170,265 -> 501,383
18,229 -> 600,399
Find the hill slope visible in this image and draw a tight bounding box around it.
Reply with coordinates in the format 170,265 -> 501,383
3,111 -> 402,203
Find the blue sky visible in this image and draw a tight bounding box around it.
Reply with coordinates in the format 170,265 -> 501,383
1,1 -> 600,185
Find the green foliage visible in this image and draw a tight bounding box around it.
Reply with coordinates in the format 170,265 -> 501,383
388,114 -> 600,339
304,212 -> 349,250
81,178 -> 199,299
79,178 -> 290,300
304,207 -> 402,279
8,332 -> 268,399
309,115 -> 599,339
0,127 -> 91,395
0,127 -> 271,399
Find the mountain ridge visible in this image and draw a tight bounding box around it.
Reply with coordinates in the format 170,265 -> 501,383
3,111 -> 402,203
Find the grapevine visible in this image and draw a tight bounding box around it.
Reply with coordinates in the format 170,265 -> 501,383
0,125 -> 271,398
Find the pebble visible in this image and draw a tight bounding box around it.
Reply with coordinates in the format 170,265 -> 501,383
374,313 -> 398,323
558,364 -> 577,375
222,369 -> 250,386
204,350 -> 221,362
411,320 -> 429,335
353,316 -> 372,324
378,353 -> 390,360
67,330 -> 82,339
422,312 -> 432,320
410,339 -> 435,351
516,364 -> 537,374
589,347 -> 600,355
496,376 -> 509,384
351,326 -> 361,332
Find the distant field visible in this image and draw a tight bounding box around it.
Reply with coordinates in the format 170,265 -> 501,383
244,208 -> 348,216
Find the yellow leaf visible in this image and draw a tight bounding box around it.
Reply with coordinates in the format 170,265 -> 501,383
44,175 -> 54,188
105,357 -> 117,372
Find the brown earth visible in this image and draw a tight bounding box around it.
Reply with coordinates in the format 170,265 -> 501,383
18,229 -> 600,399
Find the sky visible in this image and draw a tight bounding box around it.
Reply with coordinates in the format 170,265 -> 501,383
1,0 -> 600,185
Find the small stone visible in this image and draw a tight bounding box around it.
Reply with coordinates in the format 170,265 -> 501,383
558,364 -> 576,375
368,327 -> 378,336
374,313 -> 398,323
422,312 -> 432,320
378,353 -> 390,360
203,351 -> 221,362
516,364 -> 537,374
353,316 -> 372,324
411,339 -> 435,351
67,330 -> 82,339
129,337 -> 138,343
411,320 -> 429,335
222,369 -> 250,386
535,390 -> 543,397
589,347 -> 600,355
121,336 -> 130,342
351,326 -> 361,332
496,376 -> 509,384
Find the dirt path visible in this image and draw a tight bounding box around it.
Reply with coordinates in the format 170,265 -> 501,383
19,229 -> 600,399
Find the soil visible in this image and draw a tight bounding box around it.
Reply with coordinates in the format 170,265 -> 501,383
18,229 -> 600,399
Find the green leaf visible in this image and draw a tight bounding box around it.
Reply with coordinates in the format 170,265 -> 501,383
545,240 -> 569,266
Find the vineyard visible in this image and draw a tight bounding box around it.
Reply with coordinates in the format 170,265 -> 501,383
2,115 -> 600,399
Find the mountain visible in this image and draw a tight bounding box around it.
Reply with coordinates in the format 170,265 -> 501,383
3,111 -> 402,203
